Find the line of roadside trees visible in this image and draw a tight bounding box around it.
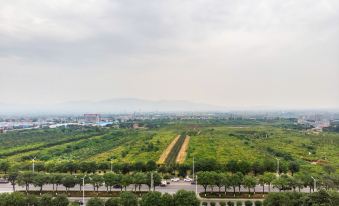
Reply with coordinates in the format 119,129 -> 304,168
4,170 -> 339,196
5,171 -> 162,192
0,158 -> 309,177
196,171 -> 339,196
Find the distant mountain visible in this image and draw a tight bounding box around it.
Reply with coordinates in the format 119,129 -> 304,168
0,98 -> 227,114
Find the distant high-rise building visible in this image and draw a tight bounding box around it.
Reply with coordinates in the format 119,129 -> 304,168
84,114 -> 100,123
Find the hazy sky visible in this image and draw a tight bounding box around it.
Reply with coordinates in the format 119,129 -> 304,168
0,0 -> 338,109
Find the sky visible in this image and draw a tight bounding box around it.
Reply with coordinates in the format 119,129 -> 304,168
0,0 -> 338,109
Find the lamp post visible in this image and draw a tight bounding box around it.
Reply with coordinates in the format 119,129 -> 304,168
32,157 -> 36,173
311,176 -> 316,192
275,158 -> 280,176
151,172 -> 154,192
192,157 -> 195,181
195,175 -> 198,196
81,175 -> 87,205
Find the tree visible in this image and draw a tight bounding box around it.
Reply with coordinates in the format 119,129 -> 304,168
5,171 -> 18,191
161,193 -> 174,206
51,195 -> 69,206
132,172 -> 147,191
87,197 -> 105,206
173,190 -> 200,206
323,164 -> 336,175
221,173 -> 231,196
32,173 -> 48,193
121,175 -> 132,191
104,173 -> 117,192
197,171 -> 211,195
272,177 -> 288,192
145,160 -> 157,171
90,175 -> 104,192
288,162 -> 299,176
252,161 -> 264,176
140,191 -> 162,206
26,194 -> 39,206
17,171 -> 35,192
243,176 -> 257,196
0,161 -> 10,174
61,175 -> 76,191
120,192 -> 138,206
105,198 -> 120,206
263,172 -> 275,193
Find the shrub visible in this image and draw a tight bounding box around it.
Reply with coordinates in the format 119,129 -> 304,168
202,202 -> 208,206
51,195 -> 69,206
236,201 -> 243,206
227,201 -> 235,206
105,198 -> 120,206
210,202 -> 216,206
87,197 -> 105,206
220,202 -> 227,206
244,200 -> 253,206
254,201 -> 262,206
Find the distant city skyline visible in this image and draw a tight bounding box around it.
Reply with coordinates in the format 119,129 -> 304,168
0,0 -> 338,109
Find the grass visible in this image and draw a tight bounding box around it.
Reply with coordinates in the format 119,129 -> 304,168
1,119 -> 338,175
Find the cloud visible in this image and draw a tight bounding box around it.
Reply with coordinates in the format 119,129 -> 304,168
0,0 -> 338,108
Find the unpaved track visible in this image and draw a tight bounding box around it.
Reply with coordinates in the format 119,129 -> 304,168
157,135 -> 180,164
176,135 -> 190,164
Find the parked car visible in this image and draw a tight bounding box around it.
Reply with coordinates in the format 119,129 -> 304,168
160,180 -> 167,187
184,177 -> 193,182
170,177 -> 180,182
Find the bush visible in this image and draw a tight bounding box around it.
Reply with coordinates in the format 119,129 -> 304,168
220,202 -> 226,206
244,200 -> 253,206
227,201 -> 235,206
210,202 -> 216,206
120,192 -> 138,206
51,195 -> 69,206
236,201 -> 243,206
202,202 -> 208,206
105,198 -> 120,206
87,197 -> 105,206
254,201 -> 262,206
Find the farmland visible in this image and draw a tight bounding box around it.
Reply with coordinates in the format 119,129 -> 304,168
0,119 -> 338,176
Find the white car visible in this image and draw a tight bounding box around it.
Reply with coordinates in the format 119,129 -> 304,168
184,177 -> 193,182
170,177 -> 180,182
160,180 -> 167,187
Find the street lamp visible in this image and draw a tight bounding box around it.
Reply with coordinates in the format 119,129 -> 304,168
31,157 -> 37,173
275,158 -> 280,176
81,175 -> 87,205
151,172 -> 154,192
195,175 -> 198,196
110,159 -> 114,172
311,176 -> 316,192
192,157 -> 195,181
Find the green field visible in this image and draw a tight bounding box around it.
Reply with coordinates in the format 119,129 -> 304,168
0,119 -> 338,175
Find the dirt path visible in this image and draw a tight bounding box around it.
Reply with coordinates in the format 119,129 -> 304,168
157,135 -> 180,164
176,135 -> 190,164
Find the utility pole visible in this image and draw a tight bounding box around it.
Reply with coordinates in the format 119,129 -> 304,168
110,159 -> 113,172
